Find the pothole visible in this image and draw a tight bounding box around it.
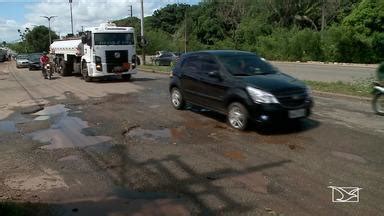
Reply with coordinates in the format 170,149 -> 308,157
0,120 -> 18,132
28,104 -> 112,149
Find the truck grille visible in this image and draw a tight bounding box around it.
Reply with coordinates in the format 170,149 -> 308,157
276,89 -> 307,108
105,50 -> 128,73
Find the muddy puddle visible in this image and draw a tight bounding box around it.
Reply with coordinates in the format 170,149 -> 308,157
28,104 -> 112,149
0,120 -> 18,132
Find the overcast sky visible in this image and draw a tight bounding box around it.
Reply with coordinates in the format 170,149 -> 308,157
0,0 -> 199,43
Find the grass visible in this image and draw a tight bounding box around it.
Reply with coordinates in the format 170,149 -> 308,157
304,79 -> 373,97
138,64 -> 172,73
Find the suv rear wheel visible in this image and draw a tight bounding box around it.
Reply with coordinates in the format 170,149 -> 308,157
228,102 -> 249,130
171,87 -> 185,110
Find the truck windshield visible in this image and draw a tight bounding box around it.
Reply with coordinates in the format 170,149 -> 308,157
94,33 -> 134,45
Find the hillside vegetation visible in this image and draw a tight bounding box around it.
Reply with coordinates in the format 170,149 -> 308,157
115,0 -> 384,63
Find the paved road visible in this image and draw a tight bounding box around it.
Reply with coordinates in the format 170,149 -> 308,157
0,61 -> 383,215
272,62 -> 377,82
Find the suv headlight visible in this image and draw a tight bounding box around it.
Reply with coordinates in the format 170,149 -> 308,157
246,86 -> 279,104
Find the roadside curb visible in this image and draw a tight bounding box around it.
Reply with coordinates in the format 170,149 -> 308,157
138,68 -> 372,102
271,61 -> 378,69
313,90 -> 371,102
138,68 -> 170,75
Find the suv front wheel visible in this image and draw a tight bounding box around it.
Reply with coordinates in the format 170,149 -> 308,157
171,87 -> 185,110
228,102 -> 249,130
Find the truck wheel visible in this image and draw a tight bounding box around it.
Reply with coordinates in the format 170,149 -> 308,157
58,61 -> 65,76
122,74 -> 131,81
82,63 -> 92,82
59,60 -> 72,76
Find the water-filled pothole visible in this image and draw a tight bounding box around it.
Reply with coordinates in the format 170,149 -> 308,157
0,120 -> 17,133
28,104 -> 112,149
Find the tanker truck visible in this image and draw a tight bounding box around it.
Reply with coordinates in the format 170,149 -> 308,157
50,23 -> 137,81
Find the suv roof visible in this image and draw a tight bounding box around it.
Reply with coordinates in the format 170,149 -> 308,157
185,50 -> 256,56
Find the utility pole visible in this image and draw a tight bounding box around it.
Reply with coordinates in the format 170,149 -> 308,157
140,0 -> 145,65
129,5 -> 133,17
321,0 -> 326,32
41,16 -> 57,47
69,0 -> 74,35
184,9 -> 187,53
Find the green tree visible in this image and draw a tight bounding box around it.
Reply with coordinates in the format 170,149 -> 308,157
24,25 -> 58,53
114,17 -> 141,30
149,4 -> 190,34
342,0 -> 384,35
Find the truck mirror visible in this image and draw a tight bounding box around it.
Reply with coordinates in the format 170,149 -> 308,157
81,35 -> 87,44
86,34 -> 92,47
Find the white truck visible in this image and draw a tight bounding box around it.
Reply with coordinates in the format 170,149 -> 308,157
50,23 -> 137,81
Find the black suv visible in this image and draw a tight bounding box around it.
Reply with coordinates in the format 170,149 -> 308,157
169,50 -> 313,130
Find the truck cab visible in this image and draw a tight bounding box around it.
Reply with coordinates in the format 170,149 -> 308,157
51,23 -> 137,81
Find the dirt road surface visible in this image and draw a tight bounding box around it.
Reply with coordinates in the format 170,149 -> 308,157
0,61 -> 383,216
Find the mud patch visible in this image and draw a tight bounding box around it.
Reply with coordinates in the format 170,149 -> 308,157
126,127 -> 171,143
149,104 -> 160,109
58,155 -> 81,162
224,151 -> 246,161
20,105 -> 44,114
331,151 -> 367,164
230,172 -> 269,194
4,168 -> 69,191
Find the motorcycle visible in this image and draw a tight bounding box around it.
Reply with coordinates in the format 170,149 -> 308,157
42,63 -> 53,80
372,82 -> 384,115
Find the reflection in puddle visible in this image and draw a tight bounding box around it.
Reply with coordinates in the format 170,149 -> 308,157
28,104 -> 111,149
34,116 -> 50,121
33,104 -> 69,116
0,120 -> 17,132
126,128 -> 171,142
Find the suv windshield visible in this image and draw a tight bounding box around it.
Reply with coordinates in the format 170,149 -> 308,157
218,54 -> 278,76
94,33 -> 134,45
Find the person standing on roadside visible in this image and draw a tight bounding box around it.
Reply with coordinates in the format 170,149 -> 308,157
40,51 -> 50,79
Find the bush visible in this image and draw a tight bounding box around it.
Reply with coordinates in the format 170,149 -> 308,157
252,28 -> 322,62
144,30 -> 176,54
322,26 -> 375,63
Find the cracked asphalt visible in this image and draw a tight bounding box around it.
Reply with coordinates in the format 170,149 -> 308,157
0,61 -> 383,216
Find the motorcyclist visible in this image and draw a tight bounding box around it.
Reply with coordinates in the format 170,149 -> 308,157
40,51 -> 50,79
